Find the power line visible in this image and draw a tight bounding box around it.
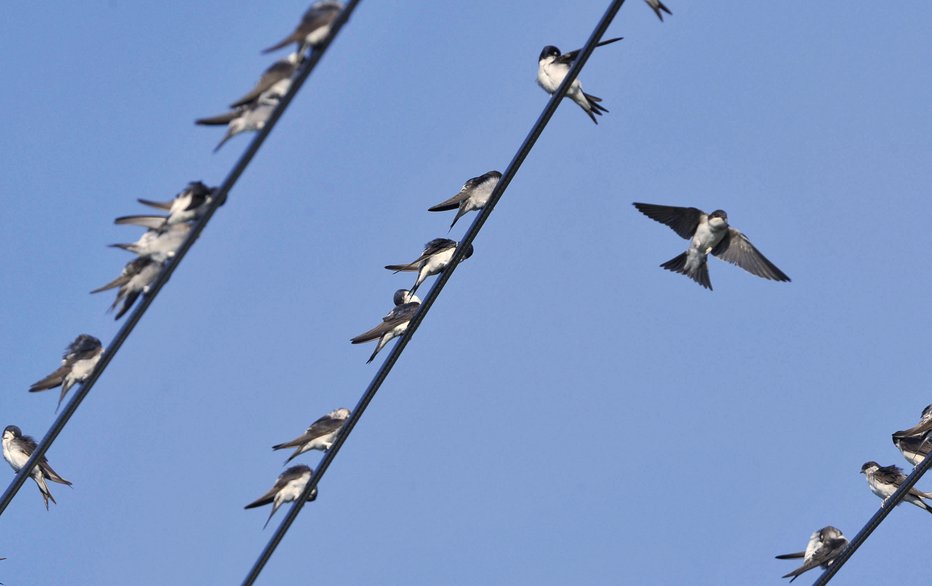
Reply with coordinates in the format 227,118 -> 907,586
239,1 -> 628,584
0,1 -> 361,517
812,450 -> 932,585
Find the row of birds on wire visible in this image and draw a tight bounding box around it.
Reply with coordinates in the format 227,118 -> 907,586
13,0 -> 918,579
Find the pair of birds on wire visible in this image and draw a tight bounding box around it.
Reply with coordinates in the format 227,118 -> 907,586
196,1 -> 343,152
774,404 -> 932,581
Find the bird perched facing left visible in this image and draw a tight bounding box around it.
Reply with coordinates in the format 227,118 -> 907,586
245,465 -> 316,528
29,334 -> 104,411
2,425 -> 72,510
351,290 -> 421,364
775,526 -> 848,582
633,202 -> 791,290
536,37 -> 622,124
385,238 -> 474,295
860,461 -> 932,514
273,408 -> 351,463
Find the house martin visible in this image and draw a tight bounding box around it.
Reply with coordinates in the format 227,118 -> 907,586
536,37 -> 623,124
860,461 -> 932,514
231,52 -> 302,108
633,202 -> 791,290
351,289 -> 421,364
245,465 -> 316,528
2,425 -> 72,510
893,404 -> 932,440
29,334 -> 104,411
273,408 -> 350,463
262,1 -> 344,54
196,94 -> 281,152
775,526 -> 848,582
109,222 -> 192,261
427,171 -> 502,230
385,238 -> 474,295
644,0 -> 673,21
893,434 -> 931,468
91,256 -> 164,319
115,181 -> 214,228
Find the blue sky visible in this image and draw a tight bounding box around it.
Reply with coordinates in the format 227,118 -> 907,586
2,1 -> 931,584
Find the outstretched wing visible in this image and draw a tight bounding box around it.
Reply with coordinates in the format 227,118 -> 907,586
712,228 -> 790,282
633,202 -> 704,239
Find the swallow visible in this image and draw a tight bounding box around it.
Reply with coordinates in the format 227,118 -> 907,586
114,181 -> 215,228
536,37 -> 622,124
427,171 -> 502,230
893,435 -> 931,467
196,94 -> 281,152
775,526 -> 848,582
109,222 -> 192,260
91,256 -> 164,319
231,52 -> 302,108
351,289 -> 421,364
860,461 -> 932,514
245,465 -> 316,528
633,202 -> 791,290
644,0 -> 673,21
385,238 -> 474,295
262,1 -> 344,54
29,334 -> 104,412
273,408 -> 350,463
2,425 -> 72,510
893,404 -> 932,440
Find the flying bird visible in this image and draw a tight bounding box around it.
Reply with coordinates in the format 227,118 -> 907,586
245,465 -> 316,528
29,334 -> 104,411
2,425 -> 72,510
633,202 -> 791,290
536,37 -> 622,124
860,461 -> 932,514
273,408 -> 350,463
196,94 -> 281,152
644,0 -> 673,21
775,526 -> 848,582
115,181 -> 214,228
262,1 -> 344,54
427,171 -> 501,230
351,290 -> 421,364
91,256 -> 164,319
385,238 -> 474,295
231,52 -> 301,108
109,222 -> 192,260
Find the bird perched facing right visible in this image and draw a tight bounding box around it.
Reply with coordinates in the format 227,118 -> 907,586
2,425 -> 72,510
351,290 -> 421,364
245,465 -> 316,528
633,202 -> 791,290
91,256 -> 164,319
860,461 -> 932,514
196,94 -> 281,153
385,238 -> 474,295
262,1 -> 344,54
427,171 -> 501,230
273,408 -> 351,463
115,181 -> 215,229
29,334 -> 104,411
892,404 -> 932,467
536,37 -> 622,124
775,526 -> 848,582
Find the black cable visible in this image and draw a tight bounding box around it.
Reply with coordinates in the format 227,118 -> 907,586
812,452 -> 932,585
0,0 -> 361,517
239,2 -> 627,583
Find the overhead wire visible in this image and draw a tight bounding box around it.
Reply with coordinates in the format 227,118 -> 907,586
812,449 -> 932,585
0,0 -> 362,517
239,1 -> 628,584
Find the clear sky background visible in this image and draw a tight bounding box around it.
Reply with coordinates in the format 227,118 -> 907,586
2,2 -> 931,584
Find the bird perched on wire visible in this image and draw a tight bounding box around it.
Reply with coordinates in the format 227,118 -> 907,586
536,37 -> 622,124
230,52 -> 302,108
109,222 -> 192,261
196,94 -> 282,153
273,408 -> 350,463
29,334 -> 104,412
775,526 -> 848,582
644,0 -> 672,21
860,461 -> 932,514
892,404 -> 932,467
351,290 -> 421,364
91,256 -> 164,319
262,1 -> 344,54
385,238 -> 473,295
633,202 -> 791,290
114,181 -> 215,229
2,425 -> 72,510
245,465 -> 316,528
427,171 -> 501,230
